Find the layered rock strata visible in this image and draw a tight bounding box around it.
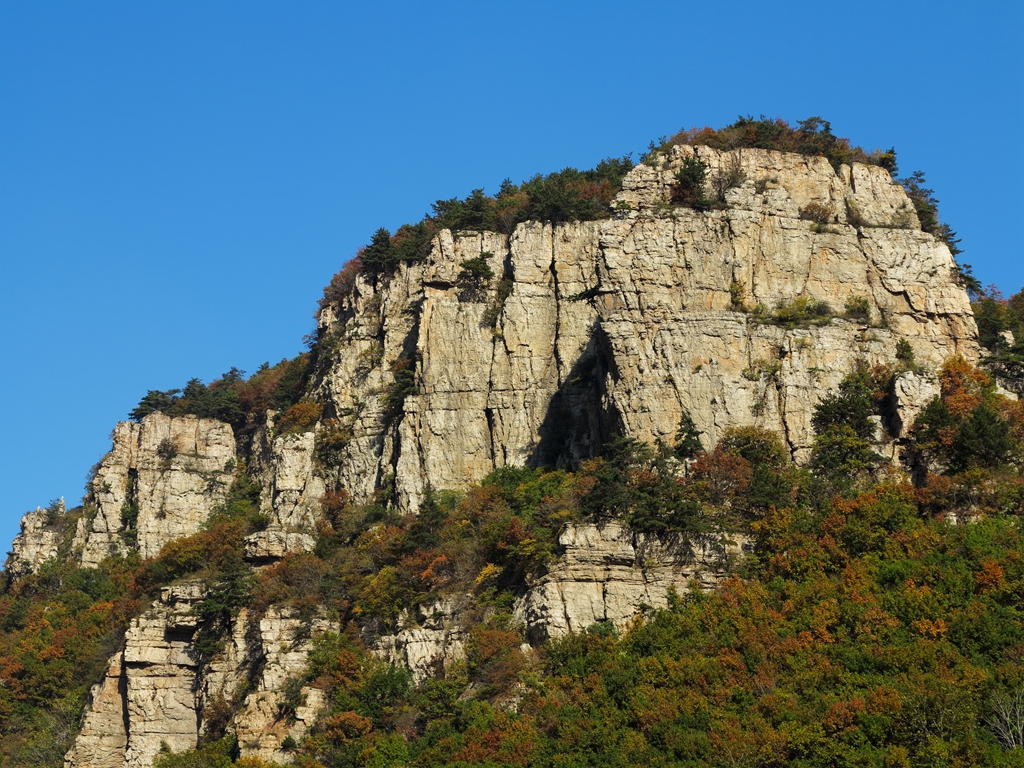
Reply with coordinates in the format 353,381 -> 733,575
244,419 -> 324,559
372,595 -> 473,685
515,523 -> 748,642
64,582 -> 208,768
5,498 -> 64,579
76,413 -> 236,567
11,144 -> 983,768
65,586 -> 335,768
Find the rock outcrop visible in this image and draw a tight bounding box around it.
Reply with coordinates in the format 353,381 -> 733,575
76,414 -> 236,567
65,582 -> 207,768
222,607 -> 335,764
310,145 -> 977,512
65,587 -> 335,768
244,419 -> 324,560
372,595 -> 472,685
515,523 -> 747,642
5,498 -> 64,579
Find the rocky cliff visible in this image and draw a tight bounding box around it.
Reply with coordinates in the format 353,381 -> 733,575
63,582 -> 332,768
309,144 -> 976,514
75,413 -> 236,568
6,144 -> 981,767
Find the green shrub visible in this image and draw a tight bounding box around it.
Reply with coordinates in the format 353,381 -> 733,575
481,277 -> 513,328
710,156 -> 746,202
728,280 -> 748,311
897,170 -> 976,292
674,412 -> 703,460
129,356 -> 313,442
844,296 -> 871,323
314,419 -> 353,467
152,735 -> 235,768
750,296 -> 837,329
156,438 -> 178,462
274,402 -> 322,436
810,424 -> 879,478
671,156 -> 712,210
655,115 -> 897,173
811,367 -> 876,441
380,357 -> 417,417
896,337 -> 915,364
360,227 -> 398,276
457,254 -> 495,301
799,202 -> 833,225
952,403 -> 1013,471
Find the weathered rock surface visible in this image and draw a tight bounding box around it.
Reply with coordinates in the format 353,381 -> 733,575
76,413 -> 236,567
245,419 -> 325,559
310,146 -> 977,509
230,607 -> 337,763
889,371 -> 942,440
244,526 -> 317,563
372,595 -> 472,684
5,498 -> 64,579
65,582 -> 207,768
65,587 -> 336,768
64,655 -> 129,768
515,522 -> 747,642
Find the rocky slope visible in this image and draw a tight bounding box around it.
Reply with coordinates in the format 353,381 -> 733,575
5,144 -> 980,767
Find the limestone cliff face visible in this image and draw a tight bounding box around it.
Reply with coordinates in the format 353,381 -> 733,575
76,413 -> 236,568
371,595 -> 473,685
514,523 -> 749,643
243,419 -> 322,561
310,145 -> 977,514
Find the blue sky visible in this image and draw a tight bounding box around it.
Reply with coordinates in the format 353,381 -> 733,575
1,1 -> 1021,550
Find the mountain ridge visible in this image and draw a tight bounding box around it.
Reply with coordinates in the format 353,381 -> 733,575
4,128 -> 1024,768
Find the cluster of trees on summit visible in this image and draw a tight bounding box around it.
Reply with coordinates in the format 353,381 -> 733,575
312,116 -> 973,295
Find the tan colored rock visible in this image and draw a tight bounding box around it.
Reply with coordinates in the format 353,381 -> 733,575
122,583 -> 206,768
244,526 -> 316,563
6,499 -> 63,579
372,596 -> 471,684
232,606 -> 338,764
77,413 -> 236,567
65,582 -> 206,768
249,421 -> 325,533
514,522 -> 747,641
66,586 -> 338,768
890,370 -> 941,439
305,146 -> 976,512
233,686 -> 324,764
57,143 -> 986,762
63,656 -> 129,768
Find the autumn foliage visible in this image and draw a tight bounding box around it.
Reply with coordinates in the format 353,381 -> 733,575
6,350 -> 1024,765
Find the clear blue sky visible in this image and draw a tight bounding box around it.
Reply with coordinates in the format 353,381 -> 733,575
2,1 -> 1021,551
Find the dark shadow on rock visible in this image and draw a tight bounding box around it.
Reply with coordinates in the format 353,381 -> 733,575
528,322 -> 622,468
